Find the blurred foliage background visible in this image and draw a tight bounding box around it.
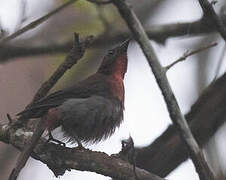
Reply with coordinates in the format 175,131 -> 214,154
0,0 -> 226,179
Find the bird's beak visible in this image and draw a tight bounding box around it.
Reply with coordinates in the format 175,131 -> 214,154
119,38 -> 131,52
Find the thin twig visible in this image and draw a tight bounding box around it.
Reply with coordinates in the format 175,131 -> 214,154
8,33 -> 93,180
198,0 -> 226,41
112,0 -> 215,180
87,0 -> 112,5
30,34 -> 93,103
165,42 -> 217,70
0,0 -> 77,45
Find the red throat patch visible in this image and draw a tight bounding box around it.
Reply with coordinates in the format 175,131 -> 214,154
107,54 -> 127,106
108,75 -> 124,102
111,54 -> 128,79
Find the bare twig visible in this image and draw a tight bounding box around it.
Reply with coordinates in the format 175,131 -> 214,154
198,0 -> 226,41
0,0 -> 77,45
31,34 -> 93,103
165,42 -> 217,70
8,33 -> 93,180
87,0 -> 112,5
112,0 -> 215,180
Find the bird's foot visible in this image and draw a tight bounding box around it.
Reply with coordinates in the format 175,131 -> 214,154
76,141 -> 85,149
73,136 -> 85,150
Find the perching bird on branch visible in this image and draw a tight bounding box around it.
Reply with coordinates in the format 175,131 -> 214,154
9,40 -> 129,180
19,40 -> 129,145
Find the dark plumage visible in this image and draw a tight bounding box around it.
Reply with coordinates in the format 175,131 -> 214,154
17,40 -> 129,144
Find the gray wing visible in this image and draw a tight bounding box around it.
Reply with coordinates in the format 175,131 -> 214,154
17,90 -> 75,119
17,73 -> 110,120
59,96 -> 123,143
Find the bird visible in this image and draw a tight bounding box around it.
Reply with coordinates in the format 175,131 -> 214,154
9,39 -> 129,180
18,39 -> 129,145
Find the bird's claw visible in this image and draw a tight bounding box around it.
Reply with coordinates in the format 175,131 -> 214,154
71,136 -> 85,150
77,142 -> 85,149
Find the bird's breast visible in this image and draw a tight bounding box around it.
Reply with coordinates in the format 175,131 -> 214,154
57,95 -> 124,143
107,75 -> 125,104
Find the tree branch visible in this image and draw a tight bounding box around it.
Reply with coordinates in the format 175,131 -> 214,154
1,16 -> 226,62
8,33 -> 93,180
31,34 -> 93,103
112,0 -> 215,180
198,0 -> 226,41
165,42 -> 217,70
87,0 -> 112,5
0,0 -> 77,45
0,123 -> 165,180
2,68 -> 226,179
135,72 -> 226,177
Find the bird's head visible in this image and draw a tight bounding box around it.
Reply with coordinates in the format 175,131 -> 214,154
98,39 -> 130,79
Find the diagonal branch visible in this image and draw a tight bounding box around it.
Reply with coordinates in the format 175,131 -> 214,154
165,42 -> 217,70
0,0 -> 77,45
8,33 -> 93,180
30,34 -> 93,103
198,0 -> 226,41
135,72 -> 226,177
112,0 -> 215,180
